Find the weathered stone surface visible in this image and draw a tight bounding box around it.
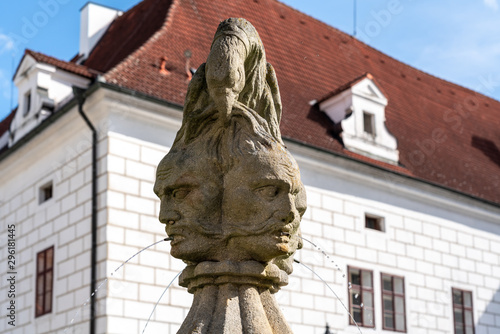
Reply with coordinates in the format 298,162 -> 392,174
154,17 -> 306,333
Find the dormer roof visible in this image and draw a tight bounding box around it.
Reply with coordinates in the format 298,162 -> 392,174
14,49 -> 97,81
319,74 -> 398,164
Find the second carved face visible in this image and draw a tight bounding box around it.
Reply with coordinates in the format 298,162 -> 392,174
222,143 -> 306,265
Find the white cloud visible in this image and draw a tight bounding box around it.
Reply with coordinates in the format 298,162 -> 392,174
0,33 -> 14,55
484,0 -> 499,10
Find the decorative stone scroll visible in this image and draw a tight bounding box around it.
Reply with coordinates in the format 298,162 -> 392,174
154,18 -> 307,333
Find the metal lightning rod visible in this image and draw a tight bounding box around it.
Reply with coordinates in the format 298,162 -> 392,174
353,0 -> 357,36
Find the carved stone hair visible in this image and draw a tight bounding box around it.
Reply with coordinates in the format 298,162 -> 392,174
173,18 -> 283,148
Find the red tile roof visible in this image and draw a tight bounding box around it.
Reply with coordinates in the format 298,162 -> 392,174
3,0 -> 500,205
0,108 -> 15,136
82,0 -> 174,73
24,49 -> 97,79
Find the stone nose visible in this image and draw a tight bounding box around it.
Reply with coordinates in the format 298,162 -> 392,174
159,209 -> 181,225
281,210 -> 297,225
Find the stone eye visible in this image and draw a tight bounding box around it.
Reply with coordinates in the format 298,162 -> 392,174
256,185 -> 280,199
172,188 -> 190,200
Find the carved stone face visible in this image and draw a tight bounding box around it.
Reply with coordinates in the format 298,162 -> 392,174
222,144 -> 306,264
154,151 -> 223,263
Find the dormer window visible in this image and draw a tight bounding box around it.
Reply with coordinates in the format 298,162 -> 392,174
319,73 -> 399,165
363,112 -> 375,136
23,91 -> 31,116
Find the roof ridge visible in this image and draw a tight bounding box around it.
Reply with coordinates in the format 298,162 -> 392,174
318,72 -> 371,103
14,49 -> 98,80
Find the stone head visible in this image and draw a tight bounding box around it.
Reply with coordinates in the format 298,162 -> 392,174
154,147 -> 224,263
221,138 -> 306,272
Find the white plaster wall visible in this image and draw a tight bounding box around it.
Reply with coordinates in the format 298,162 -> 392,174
104,133 -> 190,334
0,105 -> 108,334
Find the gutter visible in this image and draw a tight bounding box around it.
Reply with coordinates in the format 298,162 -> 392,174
72,86 -> 98,334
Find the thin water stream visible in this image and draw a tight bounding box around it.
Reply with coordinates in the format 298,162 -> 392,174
294,259 -> 363,334
141,271 -> 182,334
297,236 -> 363,333
63,237 -> 173,333
299,236 -> 346,278
65,235 -> 363,333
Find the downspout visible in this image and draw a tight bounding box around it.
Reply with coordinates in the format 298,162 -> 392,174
73,87 -> 98,334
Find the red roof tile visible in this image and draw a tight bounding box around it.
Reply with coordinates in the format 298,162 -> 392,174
0,108 -> 15,135
82,0 -> 174,73
24,49 -> 97,79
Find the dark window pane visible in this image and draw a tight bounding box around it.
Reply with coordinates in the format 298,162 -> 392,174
365,216 -> 382,231
352,308 -> 362,323
384,313 -> 394,329
383,275 -> 393,291
350,269 -> 361,286
455,309 -> 463,325
351,291 -> 361,305
36,247 -> 54,317
363,112 -> 375,135
455,325 -> 464,334
453,289 -> 463,305
384,295 -> 394,311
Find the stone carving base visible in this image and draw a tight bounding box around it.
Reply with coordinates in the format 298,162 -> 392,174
177,261 -> 293,334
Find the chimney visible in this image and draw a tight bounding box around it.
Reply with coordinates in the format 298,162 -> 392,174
79,2 -> 122,62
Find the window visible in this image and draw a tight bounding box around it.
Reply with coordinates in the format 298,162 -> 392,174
365,214 -> 385,232
23,91 -> 31,116
381,274 -> 406,332
363,112 -> 375,136
452,288 -> 475,334
39,182 -> 53,204
36,246 -> 54,317
348,267 -> 374,327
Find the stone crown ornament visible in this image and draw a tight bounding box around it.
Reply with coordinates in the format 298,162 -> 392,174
154,18 -> 307,333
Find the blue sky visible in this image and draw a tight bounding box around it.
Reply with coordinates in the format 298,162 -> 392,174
1,0 -> 499,121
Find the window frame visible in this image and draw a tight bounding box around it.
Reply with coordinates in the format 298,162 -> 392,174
362,111 -> 376,137
347,266 -> 375,328
35,246 -> 54,317
39,181 -> 53,204
452,288 -> 475,334
23,90 -> 32,116
365,213 -> 385,232
381,273 -> 407,332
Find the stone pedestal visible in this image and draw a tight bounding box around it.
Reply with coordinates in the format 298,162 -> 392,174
177,261 -> 292,334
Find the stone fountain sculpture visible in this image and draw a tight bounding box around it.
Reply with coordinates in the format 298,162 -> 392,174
154,18 -> 307,333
